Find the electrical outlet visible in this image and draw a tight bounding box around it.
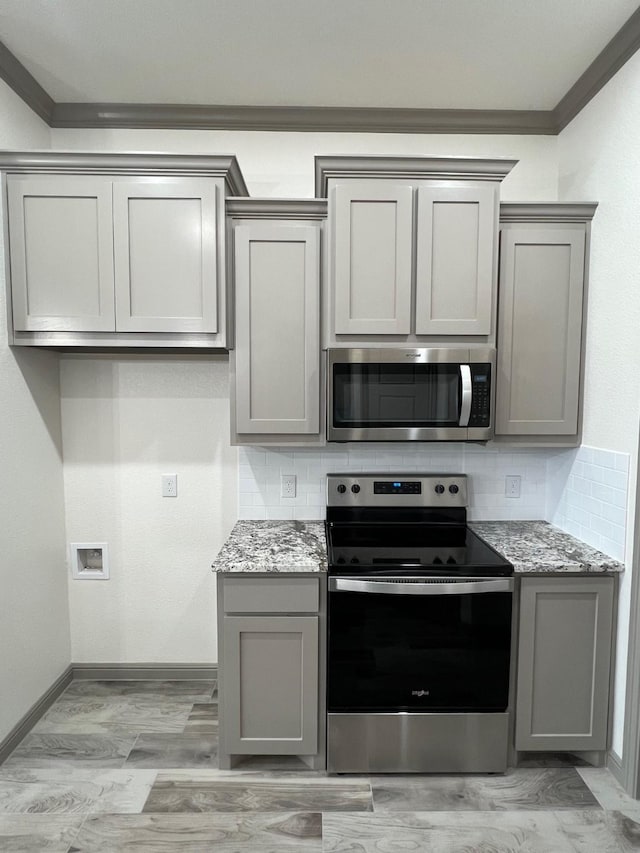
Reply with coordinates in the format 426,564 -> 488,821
281,473 -> 297,498
505,475 -> 521,498
162,474 -> 178,497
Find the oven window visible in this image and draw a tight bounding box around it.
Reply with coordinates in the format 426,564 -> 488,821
333,363 -> 460,427
328,587 -> 512,713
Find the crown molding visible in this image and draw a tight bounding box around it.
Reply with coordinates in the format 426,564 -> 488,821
315,155 -> 518,196
500,202 -> 598,223
554,6 -> 640,132
0,39 -> 54,124
226,198 -> 327,219
48,101 -> 557,135
2,4 -> 640,137
0,150 -> 249,195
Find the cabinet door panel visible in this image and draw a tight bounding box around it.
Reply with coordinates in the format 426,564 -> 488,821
235,223 -> 319,434
496,228 -> 585,435
113,180 -> 218,333
516,577 -> 613,751
333,182 -> 412,335
416,185 -> 495,335
222,616 -> 318,754
8,177 -> 115,332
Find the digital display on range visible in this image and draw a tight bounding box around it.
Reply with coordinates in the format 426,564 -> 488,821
374,481 -> 422,495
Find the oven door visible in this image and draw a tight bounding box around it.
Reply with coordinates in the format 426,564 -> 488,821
327,576 -> 513,713
327,348 -> 494,441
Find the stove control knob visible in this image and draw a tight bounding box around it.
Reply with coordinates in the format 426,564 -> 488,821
351,484 -> 361,494
337,557 -> 346,564
449,484 -> 459,494
350,557 -> 360,564
435,484 -> 445,494
337,484 -> 347,494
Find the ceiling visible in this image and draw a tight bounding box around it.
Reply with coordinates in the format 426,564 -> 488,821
0,0 -> 638,112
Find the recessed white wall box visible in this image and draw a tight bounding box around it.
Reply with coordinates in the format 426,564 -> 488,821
70,543 -> 109,580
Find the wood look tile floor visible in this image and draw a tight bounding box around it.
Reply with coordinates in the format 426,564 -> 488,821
1,680 -> 639,852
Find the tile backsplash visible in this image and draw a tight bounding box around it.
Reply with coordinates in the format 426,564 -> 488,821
239,443 -> 549,522
238,442 -> 630,561
550,445 -> 629,562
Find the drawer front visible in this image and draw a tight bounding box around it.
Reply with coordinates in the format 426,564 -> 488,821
223,575 -> 320,613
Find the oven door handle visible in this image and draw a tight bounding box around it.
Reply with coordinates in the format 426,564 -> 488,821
459,364 -> 472,427
328,577 -> 514,595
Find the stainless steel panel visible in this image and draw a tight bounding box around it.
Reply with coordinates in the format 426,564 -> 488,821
328,347 -> 474,364
329,576 -> 514,596
326,473 -> 467,507
327,712 -> 509,773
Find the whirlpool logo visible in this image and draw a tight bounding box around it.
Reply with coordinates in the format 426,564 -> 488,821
411,689 -> 430,697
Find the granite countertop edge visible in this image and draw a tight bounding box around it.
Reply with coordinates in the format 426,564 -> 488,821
212,519 -> 624,575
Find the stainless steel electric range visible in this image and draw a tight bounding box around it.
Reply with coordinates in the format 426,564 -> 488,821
325,473 -> 514,774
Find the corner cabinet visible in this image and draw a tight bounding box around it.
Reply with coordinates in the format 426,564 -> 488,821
317,156 -> 516,346
495,204 -> 597,441
217,573 -> 325,770
515,575 -> 615,754
2,152 -> 248,348
228,199 -> 326,444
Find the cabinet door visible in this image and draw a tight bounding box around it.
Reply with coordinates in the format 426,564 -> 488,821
113,180 -> 218,333
234,223 -> 320,434
222,615 -> 319,755
516,576 -> 613,751
7,176 -> 115,332
333,182 -> 413,335
415,185 -> 496,335
496,228 -> 585,435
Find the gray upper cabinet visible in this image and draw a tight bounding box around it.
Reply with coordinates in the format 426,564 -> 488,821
515,575 -> 614,752
316,156 -> 516,346
113,180 -> 219,333
415,184 -> 496,335
496,204 -> 597,439
228,199 -> 325,443
333,182 -> 413,335
8,176 -> 116,332
2,152 -> 248,348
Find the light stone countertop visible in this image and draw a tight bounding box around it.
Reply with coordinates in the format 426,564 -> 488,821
211,520 -> 327,573
212,519 -> 624,575
469,520 -> 625,574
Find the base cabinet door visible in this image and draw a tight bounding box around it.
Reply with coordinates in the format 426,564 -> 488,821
222,615 -> 319,755
515,576 -> 614,751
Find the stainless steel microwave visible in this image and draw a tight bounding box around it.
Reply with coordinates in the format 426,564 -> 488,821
327,348 -> 495,442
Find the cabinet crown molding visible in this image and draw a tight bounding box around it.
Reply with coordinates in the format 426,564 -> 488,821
226,198 -> 327,220
500,202 -> 598,223
0,151 -> 249,197
315,155 -> 518,197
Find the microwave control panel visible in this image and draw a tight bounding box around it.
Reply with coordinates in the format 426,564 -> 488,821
468,365 -> 491,428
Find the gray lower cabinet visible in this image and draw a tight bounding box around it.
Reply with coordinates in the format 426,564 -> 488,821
217,573 -> 324,769
515,575 -> 614,752
228,200 -> 325,443
3,152 -> 248,347
496,204 -> 597,440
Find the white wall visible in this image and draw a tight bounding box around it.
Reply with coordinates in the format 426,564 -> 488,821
558,49 -> 640,758
60,356 -> 237,663
0,81 -> 70,743
50,128 -> 559,200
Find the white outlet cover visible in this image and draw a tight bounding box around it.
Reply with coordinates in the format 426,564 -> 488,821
281,474 -> 297,498
70,542 -> 109,580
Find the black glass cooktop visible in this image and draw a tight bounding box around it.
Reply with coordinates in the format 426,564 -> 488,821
326,522 -> 513,577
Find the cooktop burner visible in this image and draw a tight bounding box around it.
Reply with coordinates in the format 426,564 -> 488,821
325,473 -> 513,578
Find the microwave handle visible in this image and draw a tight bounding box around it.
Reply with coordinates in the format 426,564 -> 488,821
459,364 -> 472,427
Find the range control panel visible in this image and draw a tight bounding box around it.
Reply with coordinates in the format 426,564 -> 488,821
327,474 -> 468,508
